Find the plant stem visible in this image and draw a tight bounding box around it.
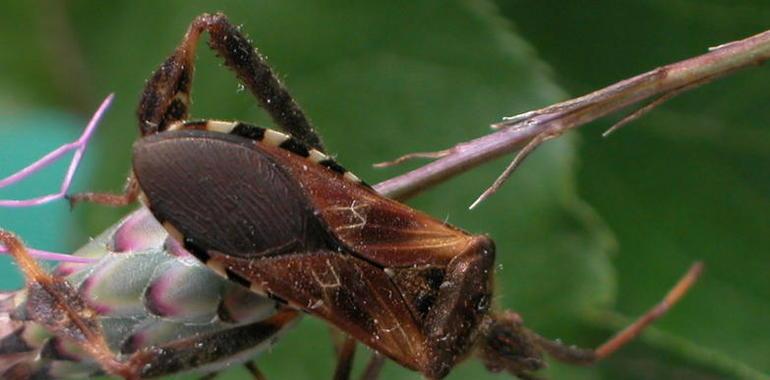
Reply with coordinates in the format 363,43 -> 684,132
374,29 -> 770,202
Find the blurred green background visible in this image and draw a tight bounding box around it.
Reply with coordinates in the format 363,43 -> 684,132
0,1 -> 768,379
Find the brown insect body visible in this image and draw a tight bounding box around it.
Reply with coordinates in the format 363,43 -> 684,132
133,126 -> 495,378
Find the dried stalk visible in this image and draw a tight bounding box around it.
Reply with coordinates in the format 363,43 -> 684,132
374,29 -> 770,205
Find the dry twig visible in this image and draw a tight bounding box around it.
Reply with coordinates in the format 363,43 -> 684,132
373,30 -> 770,206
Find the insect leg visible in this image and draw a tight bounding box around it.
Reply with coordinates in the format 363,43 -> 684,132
135,15 -> 199,135
197,372 -> 219,380
528,261 -> 704,365
137,13 -> 323,151
359,353 -> 386,380
66,174 -> 140,208
196,13 -> 323,151
244,360 -> 268,380
332,335 -> 357,380
125,308 -> 300,379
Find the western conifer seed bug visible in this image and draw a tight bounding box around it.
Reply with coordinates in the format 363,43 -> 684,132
3,13 -> 702,380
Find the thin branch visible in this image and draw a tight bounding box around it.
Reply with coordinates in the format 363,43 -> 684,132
373,29 -> 770,203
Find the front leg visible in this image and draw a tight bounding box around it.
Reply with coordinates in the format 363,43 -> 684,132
332,335 -> 357,380
421,235 -> 496,379
126,308 -> 299,379
67,175 -> 140,208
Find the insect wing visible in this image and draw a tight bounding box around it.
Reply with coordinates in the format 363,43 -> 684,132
271,150 -> 476,268
133,130 -> 328,259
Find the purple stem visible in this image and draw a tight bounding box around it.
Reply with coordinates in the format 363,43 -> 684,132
0,94 -> 114,207
0,95 -> 113,263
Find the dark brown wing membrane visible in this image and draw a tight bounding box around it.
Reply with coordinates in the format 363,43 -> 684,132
133,130 -> 328,258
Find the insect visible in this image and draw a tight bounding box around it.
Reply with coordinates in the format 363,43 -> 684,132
1,13 -> 701,380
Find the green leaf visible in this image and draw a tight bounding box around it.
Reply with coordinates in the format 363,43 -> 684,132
501,0 -> 770,378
